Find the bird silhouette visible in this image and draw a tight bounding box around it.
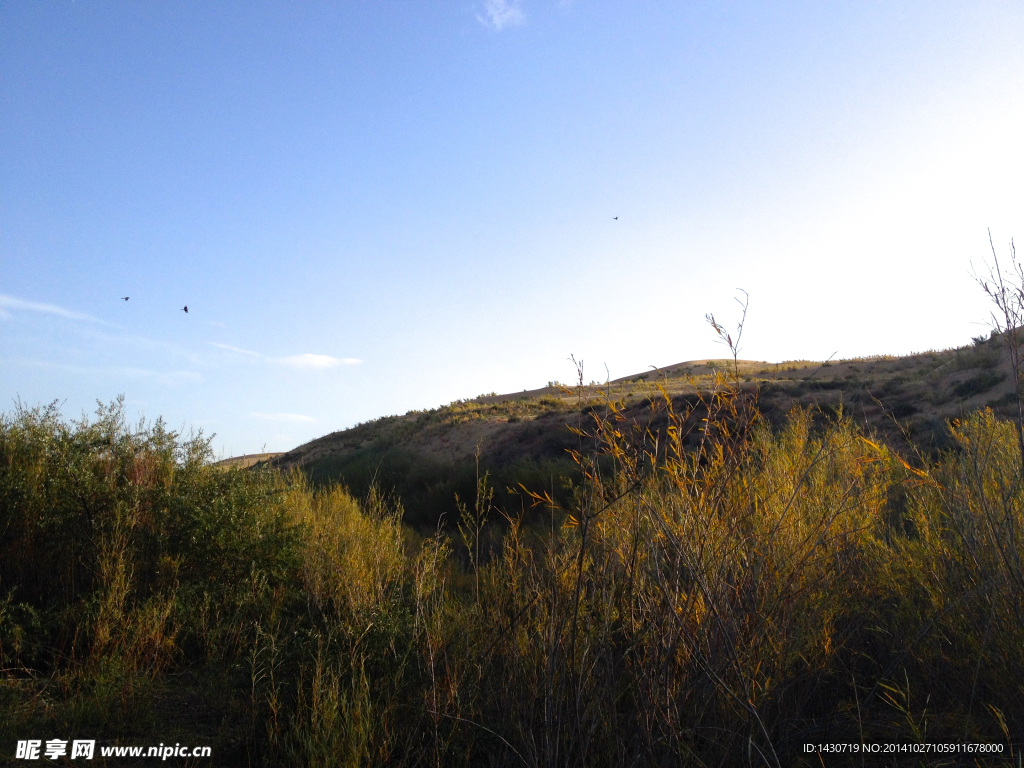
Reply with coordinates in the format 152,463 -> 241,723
121,297 -> 129,301
182,306 -> 188,314
613,216 -> 618,220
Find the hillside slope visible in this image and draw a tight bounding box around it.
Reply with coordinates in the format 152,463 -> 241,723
265,334 -> 1017,525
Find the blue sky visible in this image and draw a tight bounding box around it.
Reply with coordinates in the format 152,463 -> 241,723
3,1 -> 1024,457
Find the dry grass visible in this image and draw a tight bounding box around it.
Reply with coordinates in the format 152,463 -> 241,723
3,383 -> 1024,765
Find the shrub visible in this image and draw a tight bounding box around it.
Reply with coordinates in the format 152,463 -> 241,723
953,371 -> 1006,399
3,392 -> 1023,765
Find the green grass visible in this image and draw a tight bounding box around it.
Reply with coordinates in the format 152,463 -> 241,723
2,388 -> 1023,766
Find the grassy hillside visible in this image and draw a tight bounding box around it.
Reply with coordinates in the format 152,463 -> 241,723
213,452 -> 283,469
269,333 -> 1017,527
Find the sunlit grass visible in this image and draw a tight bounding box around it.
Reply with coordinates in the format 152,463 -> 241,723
2,387 -> 1022,765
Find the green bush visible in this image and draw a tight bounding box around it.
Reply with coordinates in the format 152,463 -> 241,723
2,393 -> 1023,766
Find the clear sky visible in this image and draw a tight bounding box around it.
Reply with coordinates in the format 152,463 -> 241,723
3,1 -> 1024,457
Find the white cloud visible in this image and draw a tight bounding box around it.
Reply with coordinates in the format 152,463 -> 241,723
0,294 -> 114,326
477,0 -> 524,30
249,412 -> 316,423
210,342 -> 261,357
211,344 -> 361,369
277,353 -> 362,369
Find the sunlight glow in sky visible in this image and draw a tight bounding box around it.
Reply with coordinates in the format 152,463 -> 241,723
3,1 -> 1024,456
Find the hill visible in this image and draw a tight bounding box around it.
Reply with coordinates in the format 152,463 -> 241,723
260,333 -> 1017,526
212,451 -> 283,469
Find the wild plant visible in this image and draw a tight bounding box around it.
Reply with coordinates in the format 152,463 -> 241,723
973,229 -> 1024,474
4,332 -> 1024,765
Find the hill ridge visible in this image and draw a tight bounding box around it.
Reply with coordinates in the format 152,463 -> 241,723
234,337 -> 1016,526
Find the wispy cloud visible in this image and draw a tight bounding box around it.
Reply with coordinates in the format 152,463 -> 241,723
210,344 -> 361,369
249,412 -> 316,423
0,295 -> 115,326
277,353 -> 362,369
209,342 -> 261,357
477,0 -> 525,30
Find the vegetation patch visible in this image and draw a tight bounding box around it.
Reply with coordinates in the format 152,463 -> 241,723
953,371 -> 1006,398
3,382 -> 1024,765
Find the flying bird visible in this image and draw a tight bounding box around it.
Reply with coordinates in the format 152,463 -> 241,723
182,306 -> 188,314
613,216 -> 618,220
121,297 -> 129,301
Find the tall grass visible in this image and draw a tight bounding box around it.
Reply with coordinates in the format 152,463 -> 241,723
2,390 -> 1022,765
